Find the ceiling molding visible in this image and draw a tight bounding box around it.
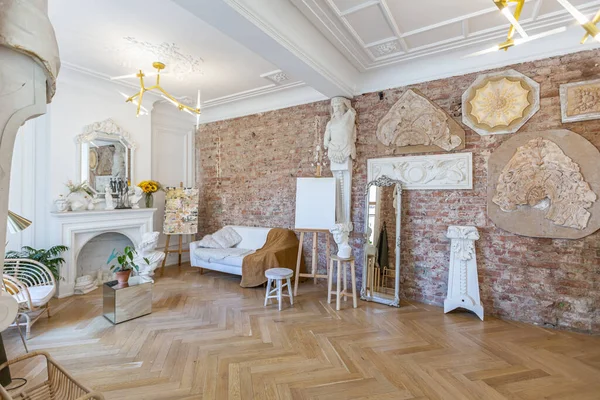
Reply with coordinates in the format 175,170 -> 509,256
293,0 -> 600,71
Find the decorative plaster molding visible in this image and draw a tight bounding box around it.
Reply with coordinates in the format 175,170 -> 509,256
560,78 -> 600,123
78,118 -> 136,149
260,69 -> 289,84
462,69 -> 540,136
119,37 -> 204,76
367,153 -> 473,190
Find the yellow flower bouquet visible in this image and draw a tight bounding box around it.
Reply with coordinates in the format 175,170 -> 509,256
137,180 -> 163,208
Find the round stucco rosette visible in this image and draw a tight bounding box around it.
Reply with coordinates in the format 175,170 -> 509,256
462,69 -> 540,136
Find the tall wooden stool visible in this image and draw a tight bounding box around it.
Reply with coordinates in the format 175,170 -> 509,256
264,268 -> 294,311
328,255 -> 357,311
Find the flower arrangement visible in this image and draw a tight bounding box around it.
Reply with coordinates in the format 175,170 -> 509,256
137,180 -> 162,194
137,180 -> 163,208
65,180 -> 93,195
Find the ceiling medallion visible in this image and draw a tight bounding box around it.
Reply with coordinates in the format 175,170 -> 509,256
462,69 -> 539,136
373,41 -> 398,57
115,61 -> 201,120
121,37 -> 204,77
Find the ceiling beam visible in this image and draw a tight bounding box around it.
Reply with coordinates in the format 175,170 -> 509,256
172,0 -> 359,98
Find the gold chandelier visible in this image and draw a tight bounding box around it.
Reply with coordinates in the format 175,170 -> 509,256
556,0 -> 600,43
116,62 -> 201,118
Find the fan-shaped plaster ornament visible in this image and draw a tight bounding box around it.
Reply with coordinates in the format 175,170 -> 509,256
463,69 -> 539,136
487,129 -> 600,239
377,89 -> 464,154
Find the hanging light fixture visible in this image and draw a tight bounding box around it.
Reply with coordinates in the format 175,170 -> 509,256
7,210 -> 32,234
114,62 -> 201,118
556,0 -> 600,43
466,0 -> 567,57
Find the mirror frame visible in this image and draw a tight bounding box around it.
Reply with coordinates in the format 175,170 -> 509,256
361,175 -> 402,307
75,119 -> 136,197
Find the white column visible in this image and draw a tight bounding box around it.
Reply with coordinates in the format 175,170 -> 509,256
444,225 -> 484,321
0,47 -> 48,270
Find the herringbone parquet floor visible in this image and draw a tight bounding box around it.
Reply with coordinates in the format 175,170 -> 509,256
3,265 -> 600,399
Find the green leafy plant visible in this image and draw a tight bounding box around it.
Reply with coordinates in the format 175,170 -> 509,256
107,246 -> 148,273
5,245 -> 68,281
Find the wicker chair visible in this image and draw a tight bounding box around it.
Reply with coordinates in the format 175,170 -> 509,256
2,259 -> 57,339
0,351 -> 104,399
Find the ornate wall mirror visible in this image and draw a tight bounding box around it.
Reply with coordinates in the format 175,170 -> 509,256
75,119 -> 136,197
362,176 -> 402,307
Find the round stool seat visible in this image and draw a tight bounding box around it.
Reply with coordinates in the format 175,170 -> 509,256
265,268 -> 293,280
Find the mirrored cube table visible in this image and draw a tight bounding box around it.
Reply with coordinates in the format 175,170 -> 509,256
103,277 -> 152,324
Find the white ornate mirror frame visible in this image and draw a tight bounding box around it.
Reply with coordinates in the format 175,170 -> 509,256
75,118 -> 136,197
361,176 -> 402,307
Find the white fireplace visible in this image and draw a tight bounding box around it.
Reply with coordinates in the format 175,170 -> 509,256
50,208 -> 156,297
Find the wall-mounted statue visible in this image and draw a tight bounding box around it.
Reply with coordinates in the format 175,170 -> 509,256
324,97 -> 356,257
324,97 -> 356,164
376,89 -> 464,154
488,129 -> 600,239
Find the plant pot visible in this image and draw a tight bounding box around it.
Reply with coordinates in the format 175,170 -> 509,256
145,193 -> 154,208
115,270 -> 132,285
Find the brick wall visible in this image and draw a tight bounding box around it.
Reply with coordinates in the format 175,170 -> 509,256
197,49 -> 600,333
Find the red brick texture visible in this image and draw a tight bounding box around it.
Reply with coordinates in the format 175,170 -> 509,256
197,49 -> 600,333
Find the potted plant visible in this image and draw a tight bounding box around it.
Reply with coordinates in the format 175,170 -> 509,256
107,246 -> 148,284
5,245 -> 67,281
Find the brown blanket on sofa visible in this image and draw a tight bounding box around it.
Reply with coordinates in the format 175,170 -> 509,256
241,228 -> 304,287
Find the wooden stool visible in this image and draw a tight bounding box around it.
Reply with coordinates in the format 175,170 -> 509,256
327,255 -> 357,311
264,268 -> 294,311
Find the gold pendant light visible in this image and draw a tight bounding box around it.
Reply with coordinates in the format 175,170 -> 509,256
117,62 -> 201,118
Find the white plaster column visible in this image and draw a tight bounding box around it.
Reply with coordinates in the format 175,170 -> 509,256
0,47 -> 49,265
444,226 -> 484,321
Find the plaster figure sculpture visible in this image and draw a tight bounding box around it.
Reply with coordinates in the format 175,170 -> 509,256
444,226 -> 483,321
324,97 -> 356,164
488,129 -> 600,239
130,187 -> 143,209
104,186 -> 115,210
324,97 -> 357,258
462,69 -> 539,136
493,137 -> 596,230
0,0 -> 60,279
376,89 -> 464,153
134,232 -> 165,283
330,223 -> 352,258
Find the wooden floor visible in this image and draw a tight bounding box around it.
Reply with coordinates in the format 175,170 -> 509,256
3,265 -> 600,399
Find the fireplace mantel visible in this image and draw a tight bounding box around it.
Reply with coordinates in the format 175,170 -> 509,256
50,208 -> 156,297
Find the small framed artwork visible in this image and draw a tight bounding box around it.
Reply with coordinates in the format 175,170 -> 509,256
560,79 -> 600,123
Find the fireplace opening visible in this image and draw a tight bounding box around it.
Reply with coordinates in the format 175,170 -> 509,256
75,232 -> 134,294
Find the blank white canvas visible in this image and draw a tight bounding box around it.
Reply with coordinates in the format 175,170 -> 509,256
295,177 -> 336,230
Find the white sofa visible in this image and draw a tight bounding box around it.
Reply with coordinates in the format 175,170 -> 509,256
190,226 -> 272,276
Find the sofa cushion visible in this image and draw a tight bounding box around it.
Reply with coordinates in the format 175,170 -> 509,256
228,226 -> 272,249
196,234 -> 222,249
13,285 -> 54,307
193,248 -> 254,267
212,227 -> 242,248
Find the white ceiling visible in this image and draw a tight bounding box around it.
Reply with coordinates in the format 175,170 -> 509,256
48,0 -> 600,122
48,0 -> 302,105
291,0 -> 600,71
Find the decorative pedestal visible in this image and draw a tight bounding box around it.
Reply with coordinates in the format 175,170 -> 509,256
103,277 -> 152,324
444,226 -> 484,321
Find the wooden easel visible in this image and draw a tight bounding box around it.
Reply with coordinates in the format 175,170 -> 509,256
293,229 -> 330,296
160,182 -> 191,276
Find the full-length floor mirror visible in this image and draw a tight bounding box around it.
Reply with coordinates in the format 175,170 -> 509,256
362,176 -> 401,307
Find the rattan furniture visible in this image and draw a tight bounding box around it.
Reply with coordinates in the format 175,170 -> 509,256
0,351 -> 104,399
2,259 -> 57,339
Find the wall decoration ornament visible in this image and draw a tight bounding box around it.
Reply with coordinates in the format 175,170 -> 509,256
462,69 -> 540,136
488,129 -> 600,239
444,226 -> 483,321
493,137 -> 596,230
560,78 -> 600,123
367,153 -> 473,190
376,89 -> 464,154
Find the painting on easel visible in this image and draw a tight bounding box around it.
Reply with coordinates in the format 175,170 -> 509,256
163,187 -> 199,235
